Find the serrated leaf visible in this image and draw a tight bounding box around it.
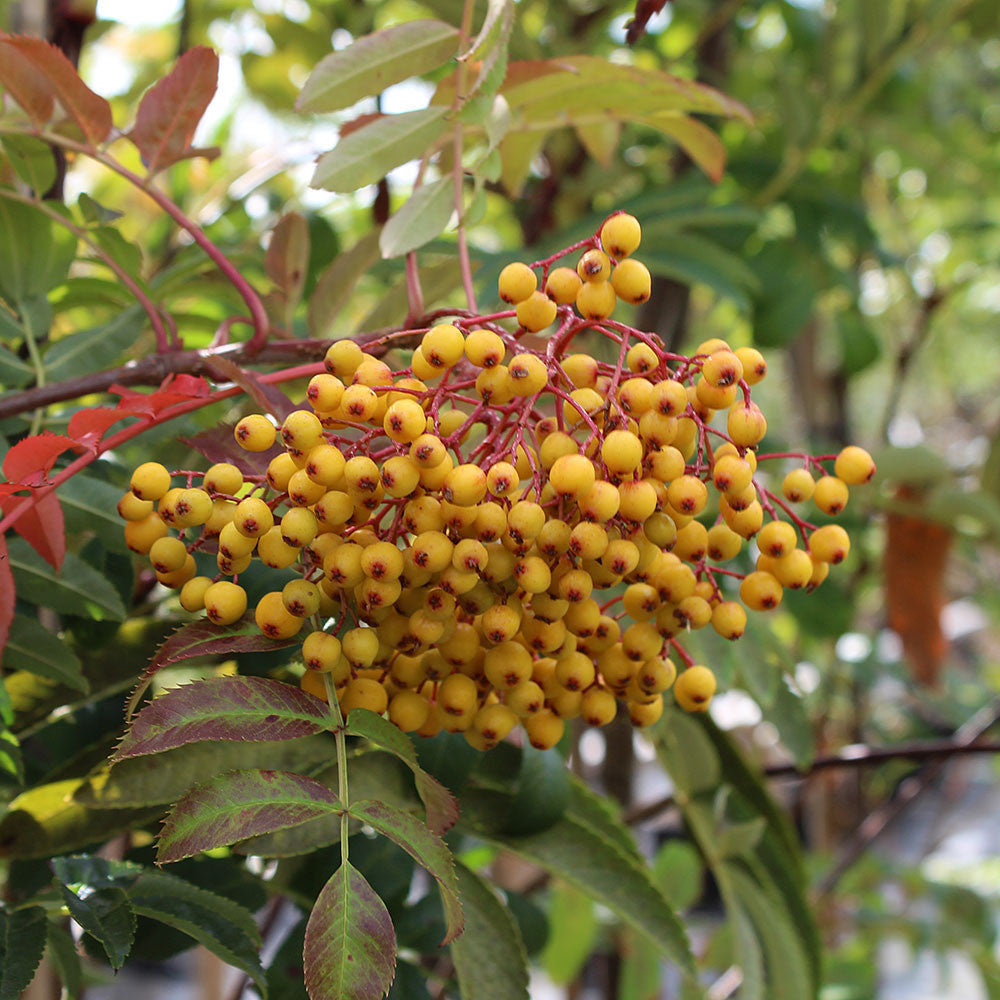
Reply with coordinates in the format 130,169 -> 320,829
0,905 -> 47,1000
304,860 -> 396,1000
349,799 -> 463,944
128,869 -> 267,996
0,778 -> 154,859
116,676 -> 332,761
347,709 -> 458,835
541,883 -> 597,985
379,178 -> 455,259
3,489 -> 65,570
307,232 -> 380,339
2,615 -> 86,692
58,882 -> 134,969
460,793 -> 694,974
311,108 -> 450,193
43,307 -> 145,382
57,473 -> 131,553
0,134 -> 57,194
2,430 -> 74,486
7,536 -> 125,621
132,47 -> 219,174
0,201 -> 76,302
78,735 -> 334,809
0,36 -> 111,144
158,769 -> 342,863
297,21 -> 459,114
451,862 -> 529,1000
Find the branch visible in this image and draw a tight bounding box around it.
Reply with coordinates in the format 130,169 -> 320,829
623,733 -> 1000,826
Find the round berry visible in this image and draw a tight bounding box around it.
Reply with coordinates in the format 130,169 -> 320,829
834,446 -> 876,485
498,262 -> 537,304
673,665 -> 716,712
516,291 -> 557,332
420,324 -> 465,369
545,266 -> 582,304
130,462 -> 172,501
204,581 -> 247,625
234,414 -> 276,452
611,258 -> 651,304
600,213 -> 641,259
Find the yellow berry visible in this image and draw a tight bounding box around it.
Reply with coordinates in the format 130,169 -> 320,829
302,630 -> 343,672
611,258 -> 651,304
340,677 -> 388,717
464,328 -> 506,368
600,213 -> 641,259
813,476 -> 849,515
179,576 -> 213,613
739,570 -> 783,611
204,581 -> 247,626
516,291 -> 558,332
808,524 -> 850,564
735,347 -> 767,385
130,462 -> 172,501
420,324 -> 465,369
575,280 -> 616,320
834,446 -> 876,485
324,340 -> 364,379
673,665 -> 715,712
149,536 -> 188,574
498,262 -> 538,304
234,414 -> 276,452
782,467 -> 815,503
545,266 -> 582,305
577,248 -> 611,283
508,353 -> 548,396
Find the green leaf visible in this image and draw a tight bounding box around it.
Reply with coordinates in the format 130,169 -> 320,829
379,178 -> 454,259
460,793 -> 694,975
2,615 -> 87,692
0,318 -> 35,387
57,881 -> 134,969
750,242 -> 818,347
0,905 -> 47,1000
498,129 -> 546,196
873,444 -> 950,488
716,817 -> 768,859
655,709 -> 721,795
78,734 -> 335,809
653,841 -> 703,911
643,235 -> 760,310
639,113 -> 726,181
504,744 -> 570,835
771,679 -> 814,770
725,864 -> 815,1000
357,257 -> 470,331
7,536 -> 126,621
618,930 -> 661,1000
566,776 -> 640,859
0,135 -> 56,195
311,109 -> 450,193
297,21 -> 459,114
57,473 -> 131,553
158,769 -> 342,863
451,862 -> 529,1000
128,870 -> 266,996
115,676 -> 333,761
0,778 -> 155,859
0,199 -> 76,301
304,860 -> 396,1000
347,709 -> 458,835
307,232 -> 381,339
575,119 -> 621,167
349,799 -> 463,944
43,307 -> 145,382
541,882 -> 597,985
46,923 -> 83,999
838,311 -> 882,374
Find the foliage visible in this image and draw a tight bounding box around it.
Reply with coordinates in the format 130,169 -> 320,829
0,1 -> 998,999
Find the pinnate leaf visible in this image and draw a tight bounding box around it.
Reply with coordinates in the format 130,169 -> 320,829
0,905 -> 47,1000
347,709 -> 458,835
110,373 -> 211,417
297,21 -> 458,114
158,769 -> 342,863
379,177 -> 454,259
349,799 -> 463,943
1,36 -> 111,144
311,108 -> 449,193
67,407 -> 128,449
133,47 -> 219,174
59,883 -> 135,969
2,432 -> 76,486
2,491 -> 65,570
58,473 -> 130,553
451,863 -> 529,1000
116,676 -> 331,761
304,860 -> 396,1000
128,869 -> 266,996
307,232 -> 381,339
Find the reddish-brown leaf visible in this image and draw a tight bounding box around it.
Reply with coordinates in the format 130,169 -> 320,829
2,432 -> 76,486
0,491 -> 65,570
0,534 -> 14,661
886,487 -> 951,687
116,675 -> 331,761
3,35 -> 111,144
67,406 -> 128,449
179,425 -> 279,476
265,212 -> 309,304
124,613 -> 303,718
208,357 -> 296,420
132,46 -> 219,175
0,37 -> 55,126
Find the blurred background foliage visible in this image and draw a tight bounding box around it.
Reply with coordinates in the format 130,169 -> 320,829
2,0 -> 1000,997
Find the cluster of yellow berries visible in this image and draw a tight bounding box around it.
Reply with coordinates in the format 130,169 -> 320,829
118,212 -> 875,752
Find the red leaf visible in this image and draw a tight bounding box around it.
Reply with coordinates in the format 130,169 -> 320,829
0,534 -> 14,661
116,674 -> 331,761
132,46 -> 219,175
124,614 -> 303,718
2,432 -> 76,486
0,37 -> 55,126
2,35 -> 111,145
208,356 -> 296,420
0,491 -> 65,570
111,373 -> 211,417
68,406 -> 128,449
